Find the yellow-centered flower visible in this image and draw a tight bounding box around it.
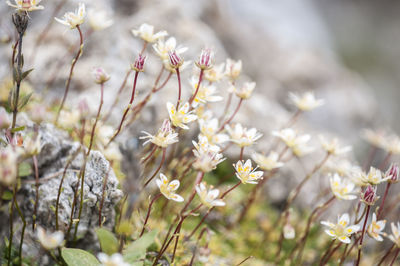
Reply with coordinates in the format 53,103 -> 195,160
321,213 -> 359,244
55,3 -> 86,29
156,173 -> 184,202
195,182 -> 225,208
330,173 -> 357,200
131,23 -> 167,43
251,151 -> 284,171
289,91 -> 324,111
7,0 -> 43,11
167,102 -> 197,130
367,213 -> 386,242
234,159 -> 264,184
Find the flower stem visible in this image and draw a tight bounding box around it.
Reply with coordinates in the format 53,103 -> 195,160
11,31 -> 24,133
321,241 -> 342,265
218,98 -> 243,132
378,244 -> 395,266
143,148 -> 166,188
176,68 -> 182,110
140,193 -> 161,237
239,147 -> 244,161
355,205 -> 371,266
87,83 -> 104,155
319,240 -> 335,265
377,182 -> 391,219
389,248 -> 400,266
189,69 -> 204,106
13,186 -> 26,265
55,25 -> 84,125
106,71 -> 139,148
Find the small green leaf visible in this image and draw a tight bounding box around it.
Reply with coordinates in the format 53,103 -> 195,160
123,230 -> 157,263
18,162 -> 32,177
11,126 -> 25,133
61,248 -> 100,266
18,92 -> 33,110
2,191 -> 13,201
21,68 -> 34,81
95,228 -> 118,255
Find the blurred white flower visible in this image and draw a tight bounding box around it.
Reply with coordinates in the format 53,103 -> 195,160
88,9 -> 113,31
389,222 -> 400,248
199,118 -> 229,145
190,77 -> 223,107
37,226 -> 64,250
319,135 -> 352,156
131,23 -> 167,43
360,167 -> 389,186
225,58 -> 242,80
140,119 -> 178,148
156,173 -> 184,202
283,224 -> 295,239
289,91 -> 324,111
251,151 -> 284,171
383,134 -> 400,155
321,213 -> 359,244
98,253 -> 130,266
167,102 -> 197,130
23,134 -> 41,155
192,135 -> 225,173
234,82 -> 256,100
360,128 -> 387,149
204,63 -> 225,82
329,173 -> 357,200
153,37 -> 187,60
195,182 -> 225,208
0,146 -> 18,186
55,3 -> 86,29
225,123 -> 262,148
234,159 -> 264,184
271,128 -> 313,157
367,213 -> 386,242
7,0 -> 43,11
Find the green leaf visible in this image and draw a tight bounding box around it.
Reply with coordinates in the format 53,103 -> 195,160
2,191 -> 13,201
61,248 -> 100,266
95,228 -> 118,255
18,92 -> 32,110
21,68 -> 34,81
123,230 -> 157,264
18,162 -> 32,177
11,126 -> 25,133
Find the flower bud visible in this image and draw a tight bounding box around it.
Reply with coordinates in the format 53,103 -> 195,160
168,50 -> 184,69
92,67 -> 110,84
195,48 -> 213,70
386,163 -> 399,183
12,12 -> 28,35
131,54 -> 146,72
283,224 -> 295,239
361,185 -> 379,205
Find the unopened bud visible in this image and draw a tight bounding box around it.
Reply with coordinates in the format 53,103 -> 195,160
131,54 -> 146,72
361,185 -> 379,205
195,48 -> 213,70
12,12 -> 28,35
92,67 -> 110,84
386,163 -> 399,183
168,50 -> 184,69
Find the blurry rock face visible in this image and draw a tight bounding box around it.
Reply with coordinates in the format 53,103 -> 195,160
0,122 -> 123,263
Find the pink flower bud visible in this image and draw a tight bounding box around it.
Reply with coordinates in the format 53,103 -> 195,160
160,119 -> 173,134
386,163 -> 399,183
195,48 -> 213,70
92,67 -> 110,84
361,185 -> 379,205
168,50 -> 184,69
131,54 -> 146,72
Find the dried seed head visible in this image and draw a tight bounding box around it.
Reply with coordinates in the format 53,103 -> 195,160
131,54 -> 146,72
386,163 -> 399,183
12,12 -> 28,35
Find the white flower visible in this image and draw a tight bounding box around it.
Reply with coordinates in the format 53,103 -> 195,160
55,3 -> 86,29
283,224 -> 295,239
140,119 -> 178,148
6,0 -> 43,11
388,222 -> 400,248
234,82 -> 256,99
355,167 -> 390,186
225,58 -> 242,80
98,253 -> 130,266
0,146 -> 18,186
204,63 -> 225,83
251,151 -> 284,171
330,173 -> 357,200
199,118 -> 229,145
88,9 -> 113,31
37,226 -> 64,250
131,23 -> 167,43
271,128 -> 313,157
321,213 -> 360,244
225,123 -> 262,148
167,102 -> 197,130
58,110 -> 81,129
163,59 -> 192,74
360,128 -> 387,149
319,135 -> 352,156
289,91 -> 324,111
190,77 -> 223,107
195,183 -> 225,208
234,159 -> 264,184
192,136 -> 225,173
383,134 -> 400,155
23,134 -> 41,155
156,173 -> 184,202
367,213 -> 386,242
153,37 -> 187,60
92,67 -> 110,84
323,158 -> 354,178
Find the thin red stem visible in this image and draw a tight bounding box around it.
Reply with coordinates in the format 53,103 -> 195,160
377,182 -> 391,219
143,148 -> 166,188
87,83 -> 104,155
189,69 -> 204,106
140,193 -> 161,237
389,248 -> 400,266
176,68 -> 182,110
218,98 -> 243,132
356,205 -> 370,266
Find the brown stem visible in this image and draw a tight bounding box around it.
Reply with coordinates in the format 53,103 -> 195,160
377,244 -> 395,266
143,148 -> 166,188
319,240 -> 336,265
189,69 -> 204,106
322,242 -> 342,265
377,182 -> 391,219
356,205 -> 371,266
239,147 -> 244,161
141,144 -> 158,165
32,155 -> 39,231
218,98 -> 243,132
175,68 -> 182,110
106,71 -> 139,148
339,243 -> 348,266
236,256 -> 253,266
87,83 -> 104,155
389,248 -> 400,266
11,32 -> 24,132
55,25 -> 84,125
139,193 -> 161,237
